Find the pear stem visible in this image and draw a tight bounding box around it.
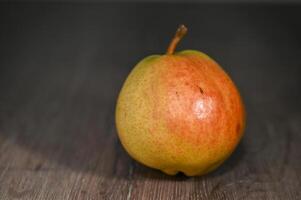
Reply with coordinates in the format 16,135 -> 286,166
166,24 -> 188,55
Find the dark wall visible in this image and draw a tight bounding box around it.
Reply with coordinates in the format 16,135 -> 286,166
1,3 -> 301,106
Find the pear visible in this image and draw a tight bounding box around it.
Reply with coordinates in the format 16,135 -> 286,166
115,25 -> 245,176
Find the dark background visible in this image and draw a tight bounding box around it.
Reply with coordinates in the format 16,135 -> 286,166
0,2 -> 300,199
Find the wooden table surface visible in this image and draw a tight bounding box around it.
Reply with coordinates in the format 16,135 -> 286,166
0,3 -> 300,200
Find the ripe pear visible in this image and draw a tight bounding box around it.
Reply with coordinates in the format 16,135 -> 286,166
115,25 -> 245,176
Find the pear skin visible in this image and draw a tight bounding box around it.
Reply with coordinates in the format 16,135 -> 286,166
115,25 -> 245,176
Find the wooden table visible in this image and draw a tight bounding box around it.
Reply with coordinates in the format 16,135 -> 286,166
0,3 -> 300,199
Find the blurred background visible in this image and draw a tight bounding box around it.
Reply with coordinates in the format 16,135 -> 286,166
0,1 -> 300,199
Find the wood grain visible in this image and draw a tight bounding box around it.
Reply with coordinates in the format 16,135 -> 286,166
0,3 -> 300,199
